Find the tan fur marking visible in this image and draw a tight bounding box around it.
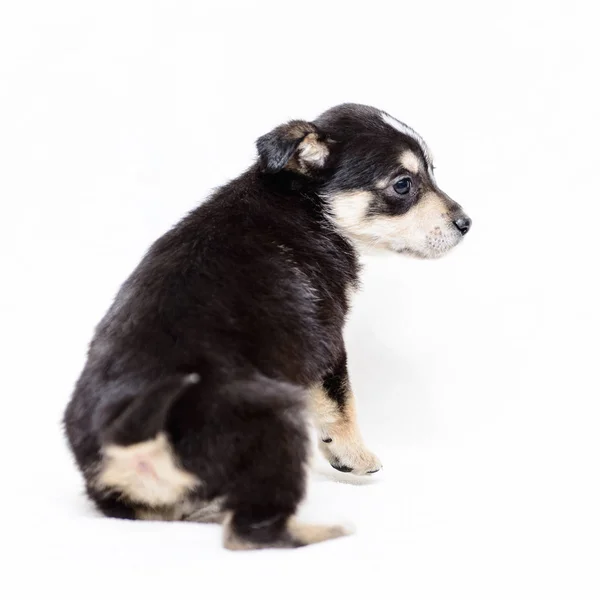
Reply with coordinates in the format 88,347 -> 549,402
285,131 -> 329,173
96,433 -> 199,507
287,518 -> 351,545
327,190 -> 459,257
382,191 -> 449,238
310,384 -> 344,426
400,150 -> 422,174
309,385 -> 382,475
297,132 -> 328,166
328,190 -> 373,236
222,513 -> 350,550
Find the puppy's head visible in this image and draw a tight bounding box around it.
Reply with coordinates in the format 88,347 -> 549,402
256,104 -> 471,259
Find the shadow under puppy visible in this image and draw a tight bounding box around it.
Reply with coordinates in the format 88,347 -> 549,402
64,103 -> 471,550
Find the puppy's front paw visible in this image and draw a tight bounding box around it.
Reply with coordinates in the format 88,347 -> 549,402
318,438 -> 382,476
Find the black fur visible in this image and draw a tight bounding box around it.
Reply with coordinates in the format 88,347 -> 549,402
322,351 -> 350,408
63,121 -> 358,531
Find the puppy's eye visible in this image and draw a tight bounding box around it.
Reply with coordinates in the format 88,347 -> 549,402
393,177 -> 412,195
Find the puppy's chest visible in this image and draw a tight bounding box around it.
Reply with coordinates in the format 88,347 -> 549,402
282,254 -> 354,319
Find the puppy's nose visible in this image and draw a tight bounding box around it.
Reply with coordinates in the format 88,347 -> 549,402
453,216 -> 472,236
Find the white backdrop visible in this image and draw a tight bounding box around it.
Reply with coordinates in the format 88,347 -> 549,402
1,1 -> 598,598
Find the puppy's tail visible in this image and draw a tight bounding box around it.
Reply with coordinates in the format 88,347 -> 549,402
93,373 -> 200,447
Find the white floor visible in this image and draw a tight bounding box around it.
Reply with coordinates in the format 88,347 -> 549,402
2,1 -> 599,598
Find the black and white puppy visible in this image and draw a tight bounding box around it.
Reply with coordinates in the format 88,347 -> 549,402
64,103 -> 471,550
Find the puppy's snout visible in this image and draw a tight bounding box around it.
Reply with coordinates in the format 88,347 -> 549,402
452,216 -> 472,236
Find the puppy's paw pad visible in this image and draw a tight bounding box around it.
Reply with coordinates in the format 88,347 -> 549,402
319,440 -> 382,476
331,464 -> 354,473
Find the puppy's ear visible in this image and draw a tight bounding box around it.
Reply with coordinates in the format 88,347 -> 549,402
256,120 -> 332,175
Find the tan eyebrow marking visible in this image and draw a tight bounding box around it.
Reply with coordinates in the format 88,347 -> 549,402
399,150 -> 422,174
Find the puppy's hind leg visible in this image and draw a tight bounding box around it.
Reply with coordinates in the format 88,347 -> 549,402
216,377 -> 352,550
92,374 -> 201,509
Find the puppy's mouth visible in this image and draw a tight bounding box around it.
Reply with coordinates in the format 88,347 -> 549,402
412,212 -> 472,259
399,228 -> 464,259
425,228 -> 464,257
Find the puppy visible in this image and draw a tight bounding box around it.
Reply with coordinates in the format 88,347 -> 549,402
63,103 -> 471,550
